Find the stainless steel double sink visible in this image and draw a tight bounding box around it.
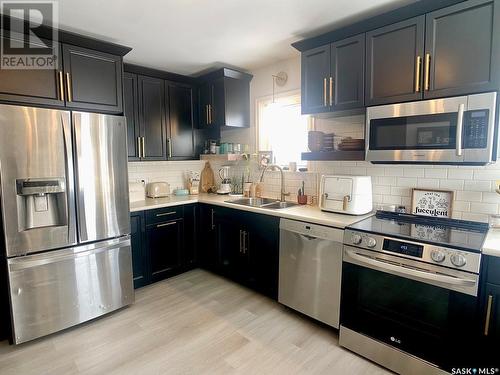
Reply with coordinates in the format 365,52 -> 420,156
225,197 -> 298,210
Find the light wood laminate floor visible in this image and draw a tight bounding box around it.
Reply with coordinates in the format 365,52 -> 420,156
0,269 -> 390,375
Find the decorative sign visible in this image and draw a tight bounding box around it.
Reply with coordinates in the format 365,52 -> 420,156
411,189 -> 454,218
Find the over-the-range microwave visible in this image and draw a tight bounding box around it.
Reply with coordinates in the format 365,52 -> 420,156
365,92 -> 498,165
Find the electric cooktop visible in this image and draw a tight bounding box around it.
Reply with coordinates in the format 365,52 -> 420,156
347,211 -> 489,252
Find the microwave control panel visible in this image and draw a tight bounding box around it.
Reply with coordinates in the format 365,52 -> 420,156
463,110 -> 489,148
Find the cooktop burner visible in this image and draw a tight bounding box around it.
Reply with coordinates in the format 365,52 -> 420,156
347,211 -> 489,252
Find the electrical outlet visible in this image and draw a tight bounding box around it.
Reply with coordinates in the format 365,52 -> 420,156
495,180 -> 500,194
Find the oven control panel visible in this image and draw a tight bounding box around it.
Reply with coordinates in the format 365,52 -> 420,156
344,229 -> 480,274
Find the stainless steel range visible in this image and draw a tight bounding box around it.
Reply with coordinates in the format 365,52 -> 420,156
0,104 -> 134,344
340,211 -> 488,374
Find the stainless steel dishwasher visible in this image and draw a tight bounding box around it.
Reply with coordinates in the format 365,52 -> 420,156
278,218 -> 344,328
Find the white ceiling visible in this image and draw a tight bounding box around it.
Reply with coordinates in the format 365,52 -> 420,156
58,0 -> 416,76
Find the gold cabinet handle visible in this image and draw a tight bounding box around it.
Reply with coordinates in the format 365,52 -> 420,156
206,105 -> 209,125
329,77 -> 333,106
168,138 -> 172,158
157,221 -> 176,228
209,104 -> 212,124
156,211 -> 175,217
239,230 -> 243,253
137,137 -> 142,158
484,294 -> 493,336
323,78 -> 327,106
65,72 -> 72,102
141,137 -> 145,158
415,56 -> 422,92
58,71 -> 65,101
211,209 -> 215,230
424,53 -> 431,91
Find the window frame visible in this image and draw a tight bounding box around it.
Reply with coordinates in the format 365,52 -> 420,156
255,89 -> 313,167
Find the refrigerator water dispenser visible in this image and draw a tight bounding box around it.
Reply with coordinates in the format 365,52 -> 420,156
16,178 -> 67,231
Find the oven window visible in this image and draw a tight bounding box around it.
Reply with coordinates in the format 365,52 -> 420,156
341,262 -> 478,369
369,113 -> 458,150
357,267 -> 448,330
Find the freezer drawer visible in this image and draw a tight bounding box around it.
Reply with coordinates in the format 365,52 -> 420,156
278,219 -> 343,328
7,237 -> 134,344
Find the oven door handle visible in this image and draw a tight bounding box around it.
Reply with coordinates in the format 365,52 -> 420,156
345,249 -> 477,287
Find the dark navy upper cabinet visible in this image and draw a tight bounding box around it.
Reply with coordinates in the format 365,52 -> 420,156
124,72 -> 141,160
166,82 -> 196,160
330,34 -> 365,111
424,0 -> 500,99
301,45 -> 331,114
62,44 -> 123,113
301,35 -> 365,114
137,75 -> 168,160
198,68 -> 252,129
365,16 -> 425,106
0,35 -> 64,107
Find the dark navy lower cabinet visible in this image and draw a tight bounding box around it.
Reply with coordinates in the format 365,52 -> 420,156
479,256 -> 500,365
130,205 -> 197,288
199,204 -> 279,300
130,211 -> 149,288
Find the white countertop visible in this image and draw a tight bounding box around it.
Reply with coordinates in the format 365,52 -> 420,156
483,228 -> 500,257
130,193 -> 373,229
130,195 -> 198,212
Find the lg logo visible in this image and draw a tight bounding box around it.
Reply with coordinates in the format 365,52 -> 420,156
389,336 -> 401,344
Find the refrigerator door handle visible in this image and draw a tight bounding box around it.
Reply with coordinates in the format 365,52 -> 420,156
72,112 -> 89,242
61,112 -> 77,245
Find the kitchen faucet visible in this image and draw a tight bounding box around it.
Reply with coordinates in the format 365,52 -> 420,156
259,164 -> 290,202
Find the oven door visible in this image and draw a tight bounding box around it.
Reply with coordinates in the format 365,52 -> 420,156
341,246 -> 480,370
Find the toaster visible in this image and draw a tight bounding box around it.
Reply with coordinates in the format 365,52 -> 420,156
319,175 -> 372,215
146,182 -> 170,198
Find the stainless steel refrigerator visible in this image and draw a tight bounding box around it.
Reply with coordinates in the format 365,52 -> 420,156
0,104 -> 134,344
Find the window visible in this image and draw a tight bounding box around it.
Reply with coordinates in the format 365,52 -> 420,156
257,92 -> 310,167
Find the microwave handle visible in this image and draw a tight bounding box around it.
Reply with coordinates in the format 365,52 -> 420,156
345,248 -> 477,288
456,103 -> 465,156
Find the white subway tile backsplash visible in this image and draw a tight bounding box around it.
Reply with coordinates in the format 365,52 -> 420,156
456,190 -> 482,202
384,167 -> 404,177
474,169 -> 500,180
464,180 -> 491,192
403,168 -> 425,178
470,202 -> 498,215
417,178 -> 440,189
448,169 -> 473,180
453,201 -> 470,212
390,186 -> 411,197
461,212 -> 489,222
482,192 -> 500,203
424,169 -> 447,179
439,179 -> 464,191
305,115 -> 500,222
378,176 -> 397,186
396,177 -> 417,187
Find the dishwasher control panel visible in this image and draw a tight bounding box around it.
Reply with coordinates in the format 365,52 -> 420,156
280,218 -> 343,242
